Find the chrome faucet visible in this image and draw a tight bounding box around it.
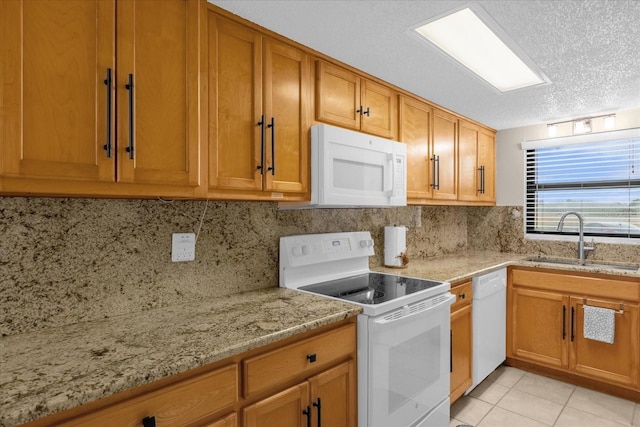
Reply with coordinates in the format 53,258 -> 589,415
557,211 -> 595,263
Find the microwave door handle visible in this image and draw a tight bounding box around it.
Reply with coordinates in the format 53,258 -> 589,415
387,153 -> 402,198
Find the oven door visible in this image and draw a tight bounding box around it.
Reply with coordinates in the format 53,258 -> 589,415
366,293 -> 454,427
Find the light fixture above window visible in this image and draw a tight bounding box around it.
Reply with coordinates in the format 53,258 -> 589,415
573,119 -> 592,134
411,6 -> 549,93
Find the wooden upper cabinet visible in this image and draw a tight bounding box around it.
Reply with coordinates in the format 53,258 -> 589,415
116,0 -> 200,187
360,79 -> 398,139
1,0 -> 116,182
263,39 -> 309,193
458,119 -> 495,203
399,95 -> 432,200
208,15 -> 262,191
316,60 -> 397,139
431,108 -> 457,200
1,0 -> 201,194
208,14 -> 309,195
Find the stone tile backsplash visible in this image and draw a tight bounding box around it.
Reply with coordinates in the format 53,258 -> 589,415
1,198 -> 637,335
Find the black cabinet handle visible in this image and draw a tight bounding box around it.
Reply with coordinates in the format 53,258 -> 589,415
267,117 -> 275,175
430,155 -> 440,190
257,115 -> 265,174
302,405 -> 311,427
570,306 -> 575,342
356,105 -> 363,115
478,165 -> 486,194
142,416 -> 155,427
562,305 -> 566,340
459,293 -> 466,299
306,353 -> 317,363
103,68 -> 112,158
313,397 -> 322,427
125,73 -> 134,159
363,106 -> 370,116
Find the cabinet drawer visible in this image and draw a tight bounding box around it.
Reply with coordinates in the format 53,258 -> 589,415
451,281 -> 473,312
62,364 -> 238,427
511,268 -> 640,301
243,323 -> 356,398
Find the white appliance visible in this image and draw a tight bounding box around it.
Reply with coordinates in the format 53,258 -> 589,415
280,124 -> 407,208
467,268 -> 507,393
280,231 -> 453,427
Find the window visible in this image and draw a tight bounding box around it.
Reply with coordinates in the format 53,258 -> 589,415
523,128 -> 640,241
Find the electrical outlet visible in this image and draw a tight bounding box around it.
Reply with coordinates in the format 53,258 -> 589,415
171,233 -> 195,262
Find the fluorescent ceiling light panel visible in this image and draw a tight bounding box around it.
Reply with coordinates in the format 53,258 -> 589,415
414,8 -> 547,92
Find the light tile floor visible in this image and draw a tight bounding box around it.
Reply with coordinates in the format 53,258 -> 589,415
450,366 -> 640,427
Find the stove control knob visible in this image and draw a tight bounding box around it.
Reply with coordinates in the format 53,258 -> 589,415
360,239 -> 373,248
292,246 -> 303,256
302,245 -> 312,255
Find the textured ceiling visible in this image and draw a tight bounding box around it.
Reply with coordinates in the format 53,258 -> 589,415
208,0 -> 640,131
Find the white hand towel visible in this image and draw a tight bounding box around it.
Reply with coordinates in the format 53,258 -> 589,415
583,305 -> 615,344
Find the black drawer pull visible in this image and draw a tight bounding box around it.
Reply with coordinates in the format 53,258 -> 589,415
459,293 -> 466,299
307,353 -> 317,363
142,416 -> 156,427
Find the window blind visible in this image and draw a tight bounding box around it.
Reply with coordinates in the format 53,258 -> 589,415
523,128 -> 640,239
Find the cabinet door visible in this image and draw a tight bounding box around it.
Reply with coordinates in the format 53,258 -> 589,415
208,15 -> 263,191
243,383 -> 310,427
117,0 -> 200,186
457,120 -> 480,202
308,361 -> 357,427
511,287 -> 569,368
431,108 -> 457,200
399,96 -> 432,200
1,0 -> 115,182
263,39 -> 309,193
360,79 -> 397,139
570,297 -> 639,387
450,304 -> 473,403
315,61 -> 360,131
477,128 -> 495,202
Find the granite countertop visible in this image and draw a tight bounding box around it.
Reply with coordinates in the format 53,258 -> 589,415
0,288 -> 361,427
373,251 -> 640,283
2,252 -> 638,427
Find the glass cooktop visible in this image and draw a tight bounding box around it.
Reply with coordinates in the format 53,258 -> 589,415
299,272 -> 444,305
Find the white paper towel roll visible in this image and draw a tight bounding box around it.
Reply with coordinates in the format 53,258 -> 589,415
384,226 -> 407,267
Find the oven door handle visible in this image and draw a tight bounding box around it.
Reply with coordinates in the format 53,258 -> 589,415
373,293 -> 455,325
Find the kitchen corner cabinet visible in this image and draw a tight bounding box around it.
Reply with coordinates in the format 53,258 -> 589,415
458,120 -> 496,203
208,14 -> 309,198
450,281 -> 473,403
508,267 -> 640,393
316,60 -> 398,139
1,0 -> 201,196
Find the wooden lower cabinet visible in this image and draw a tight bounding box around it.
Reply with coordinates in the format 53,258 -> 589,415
450,281 -> 473,403
244,361 -> 356,427
507,267 -> 640,397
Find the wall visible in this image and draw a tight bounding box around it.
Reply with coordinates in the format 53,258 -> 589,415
496,107 -> 640,206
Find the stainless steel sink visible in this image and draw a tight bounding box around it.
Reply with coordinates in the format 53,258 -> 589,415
526,257 -> 640,272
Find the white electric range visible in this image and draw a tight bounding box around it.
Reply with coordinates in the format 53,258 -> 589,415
280,231 -> 454,427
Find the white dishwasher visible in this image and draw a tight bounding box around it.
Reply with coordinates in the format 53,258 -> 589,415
466,268 -> 507,393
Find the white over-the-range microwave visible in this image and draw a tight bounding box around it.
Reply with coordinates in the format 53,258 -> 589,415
280,124 -> 407,209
